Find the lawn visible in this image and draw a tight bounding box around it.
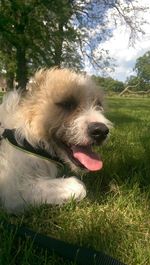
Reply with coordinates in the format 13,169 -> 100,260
0,96 -> 150,265
0,92 -> 5,98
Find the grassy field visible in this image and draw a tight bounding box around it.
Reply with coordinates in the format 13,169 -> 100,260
0,96 -> 150,265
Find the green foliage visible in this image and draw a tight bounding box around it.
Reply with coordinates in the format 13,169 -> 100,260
135,51 -> 150,82
0,0 -> 83,89
126,51 -> 150,91
93,75 -> 124,92
134,51 -> 150,90
125,75 -> 140,90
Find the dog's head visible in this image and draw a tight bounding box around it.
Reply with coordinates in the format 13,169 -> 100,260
21,68 -> 112,172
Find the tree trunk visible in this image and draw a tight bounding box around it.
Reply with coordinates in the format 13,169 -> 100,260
54,23 -> 64,67
16,47 -> 28,90
6,71 -> 15,91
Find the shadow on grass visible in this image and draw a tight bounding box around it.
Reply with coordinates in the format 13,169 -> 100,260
84,134 -> 150,201
87,157 -> 150,196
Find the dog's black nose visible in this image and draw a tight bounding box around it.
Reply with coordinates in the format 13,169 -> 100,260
88,122 -> 109,142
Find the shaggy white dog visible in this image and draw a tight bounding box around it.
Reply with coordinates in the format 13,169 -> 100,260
0,68 -> 111,212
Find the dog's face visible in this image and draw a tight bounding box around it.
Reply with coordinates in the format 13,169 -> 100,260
21,68 -> 111,172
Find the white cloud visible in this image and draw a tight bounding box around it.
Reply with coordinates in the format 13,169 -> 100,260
106,24 -> 150,81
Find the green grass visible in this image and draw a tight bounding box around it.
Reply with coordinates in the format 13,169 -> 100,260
0,97 -> 150,265
0,92 -> 5,98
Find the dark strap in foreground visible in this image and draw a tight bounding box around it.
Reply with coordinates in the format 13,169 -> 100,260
2,129 -> 63,165
1,221 -> 126,265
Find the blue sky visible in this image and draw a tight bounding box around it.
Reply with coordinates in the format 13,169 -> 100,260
85,0 -> 150,82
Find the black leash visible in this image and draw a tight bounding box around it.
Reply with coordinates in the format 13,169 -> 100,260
1,220 -> 126,265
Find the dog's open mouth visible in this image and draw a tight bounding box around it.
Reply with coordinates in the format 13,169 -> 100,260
53,134 -> 103,171
56,140 -> 103,171
71,145 -> 103,171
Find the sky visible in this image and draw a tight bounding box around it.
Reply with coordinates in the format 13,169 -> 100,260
85,0 -> 150,82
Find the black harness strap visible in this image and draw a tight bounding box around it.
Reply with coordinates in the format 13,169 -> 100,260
2,129 -> 63,165
1,220 -> 126,265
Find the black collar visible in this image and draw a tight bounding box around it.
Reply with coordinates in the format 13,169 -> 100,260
1,129 -> 63,167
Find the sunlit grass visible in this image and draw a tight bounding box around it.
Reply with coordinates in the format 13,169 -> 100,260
0,97 -> 150,265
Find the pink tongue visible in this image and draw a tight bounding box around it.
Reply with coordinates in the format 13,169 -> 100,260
72,146 -> 103,171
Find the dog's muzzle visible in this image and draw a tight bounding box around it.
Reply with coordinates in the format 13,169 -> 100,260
88,122 -> 109,143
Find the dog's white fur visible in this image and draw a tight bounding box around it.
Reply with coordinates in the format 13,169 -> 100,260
0,68 -> 111,212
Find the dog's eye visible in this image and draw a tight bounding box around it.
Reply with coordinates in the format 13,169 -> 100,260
95,99 -> 102,106
95,99 -> 103,111
56,98 -> 77,111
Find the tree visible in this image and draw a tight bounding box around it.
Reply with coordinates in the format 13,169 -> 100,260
93,75 -> 124,93
125,75 -> 140,90
0,0 -> 80,89
125,51 -> 150,91
0,42 -> 16,90
134,51 -> 150,90
0,0 -> 147,90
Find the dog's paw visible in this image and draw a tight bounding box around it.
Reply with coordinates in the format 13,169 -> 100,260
64,176 -> 87,201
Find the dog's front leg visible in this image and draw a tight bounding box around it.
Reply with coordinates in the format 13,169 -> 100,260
31,176 -> 86,205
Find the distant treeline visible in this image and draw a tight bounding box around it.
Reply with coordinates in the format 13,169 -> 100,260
93,50 -> 150,94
